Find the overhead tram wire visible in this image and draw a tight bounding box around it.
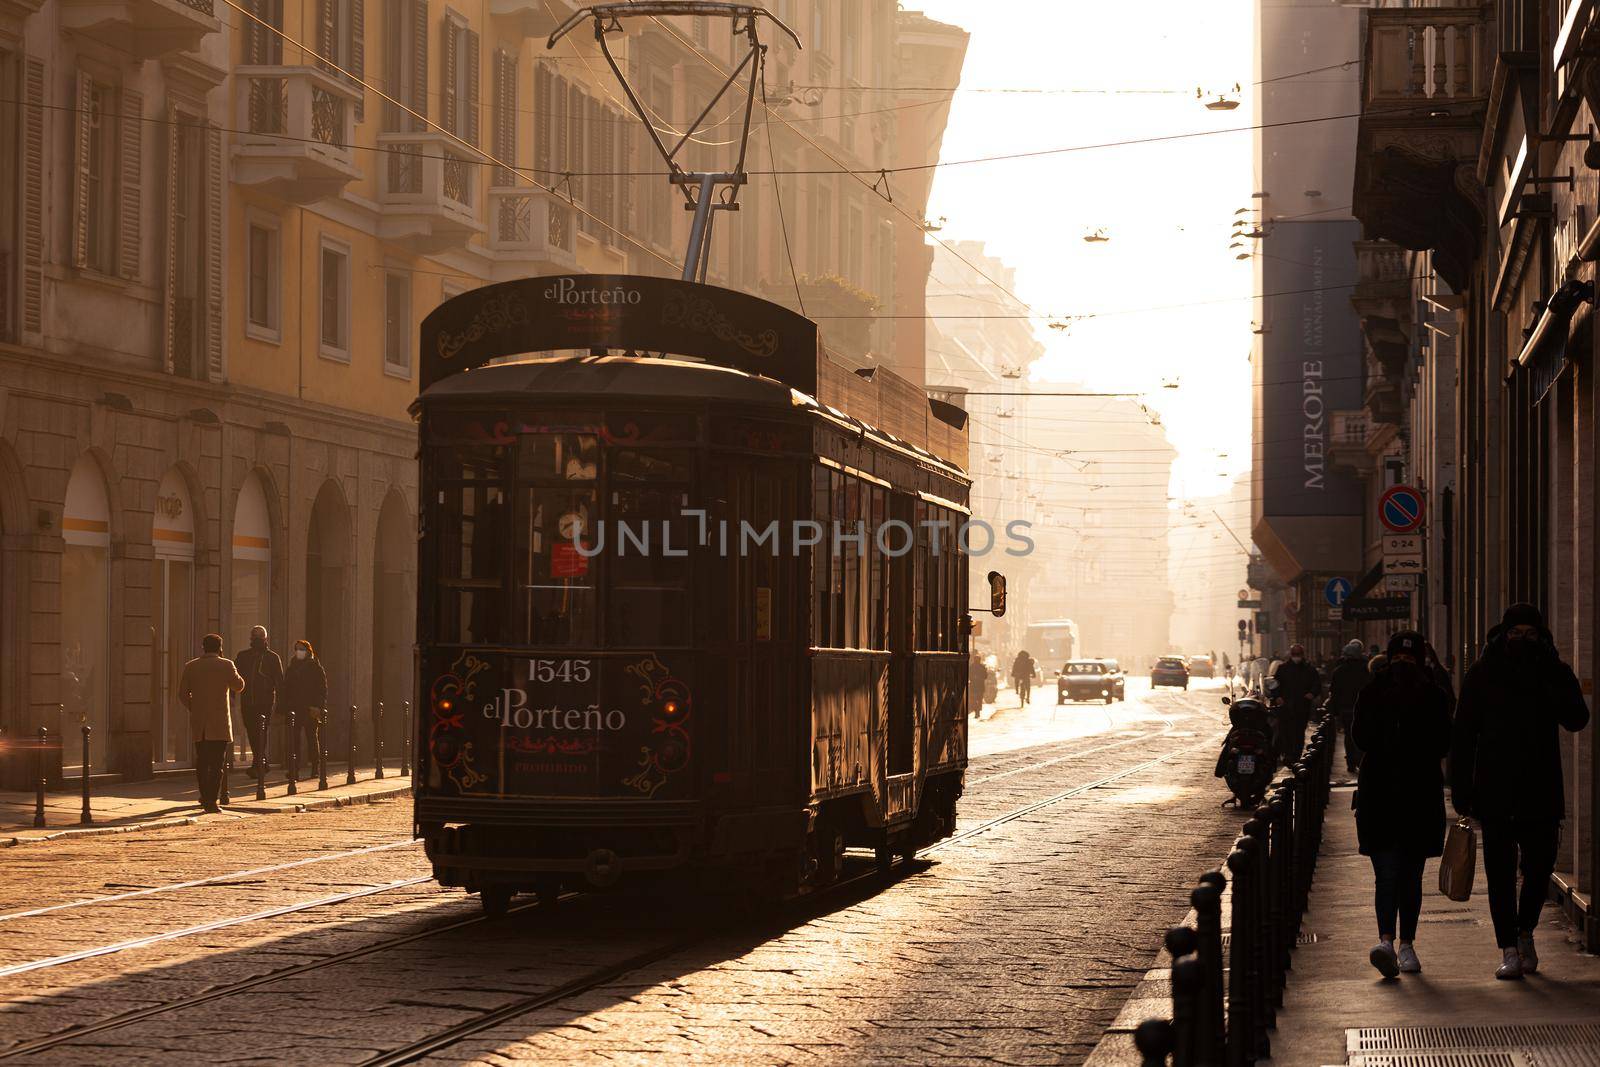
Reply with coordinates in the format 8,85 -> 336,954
212,0 -> 682,276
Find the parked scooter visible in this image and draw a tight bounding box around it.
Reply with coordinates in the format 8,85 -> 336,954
1215,691 -> 1278,808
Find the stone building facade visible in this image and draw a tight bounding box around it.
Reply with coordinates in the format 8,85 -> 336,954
0,0 -> 966,784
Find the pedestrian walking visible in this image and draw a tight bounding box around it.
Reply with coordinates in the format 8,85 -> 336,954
1011,649 -> 1036,706
1451,603 -> 1591,980
1329,639 -> 1372,772
968,652 -> 988,717
1352,630 -> 1452,978
282,639 -> 328,779
1273,643 -> 1322,763
178,634 -> 245,813
235,625 -> 283,776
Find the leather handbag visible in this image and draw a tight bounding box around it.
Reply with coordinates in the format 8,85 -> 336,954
1439,817 -> 1476,901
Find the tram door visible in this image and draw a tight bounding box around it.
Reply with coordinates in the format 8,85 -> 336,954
709,456 -> 802,806
886,493 -> 914,776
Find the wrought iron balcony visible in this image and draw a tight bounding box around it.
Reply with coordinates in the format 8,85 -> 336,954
233,66 -> 361,204
58,0 -> 219,58
1352,5 -> 1490,294
377,133 -> 485,254
487,187 -> 580,276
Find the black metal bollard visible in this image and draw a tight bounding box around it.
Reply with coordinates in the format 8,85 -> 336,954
220,746 -> 232,806
255,711 -> 268,801
346,704 -> 357,785
374,701 -> 385,780
1224,844 -> 1255,1067
1164,925 -> 1201,1067
79,724 -> 92,825
401,700 -> 412,777
1193,875 -> 1226,1066
33,726 -> 47,828
1242,818 -> 1272,1060
317,708 -> 329,791
286,709 -> 298,796
1134,1019 -> 1176,1067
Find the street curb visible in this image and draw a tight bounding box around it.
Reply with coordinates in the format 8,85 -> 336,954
1083,906 -> 1204,1066
2,781 -> 412,849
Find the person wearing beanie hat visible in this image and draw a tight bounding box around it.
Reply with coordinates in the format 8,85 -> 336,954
1452,603 -> 1591,980
1352,628 -> 1452,977
1329,638 -> 1372,773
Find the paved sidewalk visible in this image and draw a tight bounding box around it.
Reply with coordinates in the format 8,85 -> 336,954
1,764 -> 412,845
1264,783 -> 1600,1065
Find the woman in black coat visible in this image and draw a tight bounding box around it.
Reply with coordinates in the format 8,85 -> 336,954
281,639 -> 328,778
1352,630 -> 1452,978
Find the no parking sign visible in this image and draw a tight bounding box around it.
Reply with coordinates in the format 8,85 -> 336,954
1379,485 -> 1425,533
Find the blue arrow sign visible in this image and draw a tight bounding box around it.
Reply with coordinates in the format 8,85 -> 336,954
1325,577 -> 1353,607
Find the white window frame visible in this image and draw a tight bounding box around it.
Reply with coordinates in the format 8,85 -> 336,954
245,210 -> 281,343
383,265 -> 413,379
317,234 -> 351,362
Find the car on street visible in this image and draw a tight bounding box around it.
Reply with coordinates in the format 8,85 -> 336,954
1151,656 -> 1190,689
1188,654 -> 1215,678
1058,660 -> 1117,704
1098,659 -> 1127,700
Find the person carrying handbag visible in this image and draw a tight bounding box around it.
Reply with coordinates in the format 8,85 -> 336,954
1352,630 -> 1453,978
1451,603 -> 1591,980
281,639 -> 329,780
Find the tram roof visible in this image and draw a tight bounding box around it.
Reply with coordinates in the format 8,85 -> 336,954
420,354 -> 802,407
419,355 -> 968,479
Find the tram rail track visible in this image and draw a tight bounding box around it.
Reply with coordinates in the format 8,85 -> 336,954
0,713 -> 1222,1062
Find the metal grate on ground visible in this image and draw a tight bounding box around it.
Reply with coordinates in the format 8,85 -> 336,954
1219,929 -> 1318,951
1345,1024 -> 1600,1067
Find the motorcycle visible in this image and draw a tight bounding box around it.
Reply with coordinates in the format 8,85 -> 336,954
1215,692 -> 1278,808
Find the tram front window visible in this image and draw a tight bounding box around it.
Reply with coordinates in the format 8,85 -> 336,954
435,441 -> 508,646
515,487 -> 598,646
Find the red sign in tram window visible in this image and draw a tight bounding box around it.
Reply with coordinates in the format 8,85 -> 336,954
551,542 -> 589,578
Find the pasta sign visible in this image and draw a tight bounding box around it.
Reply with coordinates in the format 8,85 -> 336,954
419,274 -> 821,394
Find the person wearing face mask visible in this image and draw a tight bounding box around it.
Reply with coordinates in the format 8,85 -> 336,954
234,625 -> 284,777
1451,603 -> 1590,980
1272,643 -> 1322,763
1329,639 -> 1372,773
281,640 -> 328,779
1352,630 -> 1452,978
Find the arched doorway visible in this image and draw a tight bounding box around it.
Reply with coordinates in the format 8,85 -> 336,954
306,481 -> 351,725
152,469 -> 196,766
372,491 -> 414,758
63,455 -> 111,770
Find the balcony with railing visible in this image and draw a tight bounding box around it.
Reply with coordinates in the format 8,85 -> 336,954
1352,5 -> 1490,293
1329,409 -> 1373,475
487,187 -> 579,275
377,133 -> 485,254
59,0 -> 218,58
233,66 -> 361,203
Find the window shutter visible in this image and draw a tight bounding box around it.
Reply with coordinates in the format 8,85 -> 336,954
410,0 -> 428,131
71,71 -> 92,271
440,18 -> 457,135
204,124 -> 224,382
161,107 -> 180,375
619,121 -> 635,241
534,63 -> 552,180
587,96 -> 603,235
552,75 -> 568,189
465,28 -> 480,147
21,57 -> 45,338
569,86 -> 585,225
350,0 -> 365,121
492,49 -> 515,186
316,0 -> 336,75
117,88 -> 142,281
382,0 -> 400,130
599,108 -> 616,243
244,0 -> 267,64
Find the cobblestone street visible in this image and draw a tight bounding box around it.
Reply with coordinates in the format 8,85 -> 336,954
0,681 -> 1241,1065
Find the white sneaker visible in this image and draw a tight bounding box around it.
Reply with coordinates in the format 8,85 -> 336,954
1518,933 -> 1538,974
1396,943 -> 1421,973
1495,946 -> 1524,981
1369,941 -> 1399,978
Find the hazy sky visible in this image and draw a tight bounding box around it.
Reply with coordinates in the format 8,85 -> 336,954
913,0 -> 1257,502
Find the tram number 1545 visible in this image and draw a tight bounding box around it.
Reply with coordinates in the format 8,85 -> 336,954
530,659 -> 593,683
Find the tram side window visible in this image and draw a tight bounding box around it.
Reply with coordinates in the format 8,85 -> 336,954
434,443 -> 508,645
608,481 -> 692,646
811,465 -> 832,649
810,465 -> 885,651
914,500 -> 962,652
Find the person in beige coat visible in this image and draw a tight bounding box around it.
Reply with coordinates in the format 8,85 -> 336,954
180,633 -> 245,812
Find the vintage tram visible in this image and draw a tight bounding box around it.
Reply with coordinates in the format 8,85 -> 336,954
412,275 -> 995,913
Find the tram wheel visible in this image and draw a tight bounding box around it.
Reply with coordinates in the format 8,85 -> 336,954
875,845 -> 894,875
480,886 -> 513,917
